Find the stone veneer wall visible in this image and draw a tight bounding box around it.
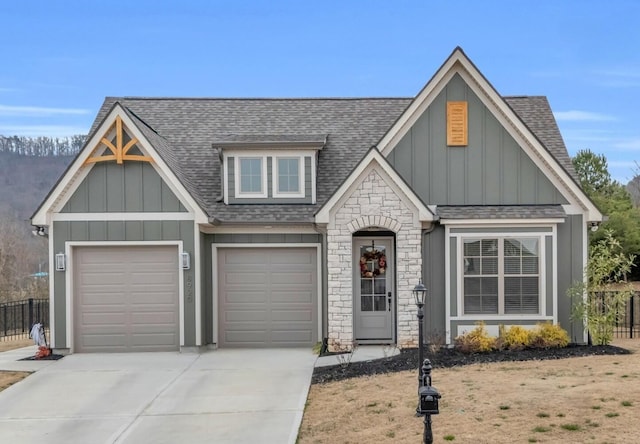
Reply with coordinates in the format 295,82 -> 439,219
326,167 -> 423,351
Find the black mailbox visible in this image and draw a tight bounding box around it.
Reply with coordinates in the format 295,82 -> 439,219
418,385 -> 441,415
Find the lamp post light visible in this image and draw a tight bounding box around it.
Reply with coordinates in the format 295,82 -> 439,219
413,278 -> 427,385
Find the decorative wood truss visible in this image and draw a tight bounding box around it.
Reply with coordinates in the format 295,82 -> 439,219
84,116 -> 153,165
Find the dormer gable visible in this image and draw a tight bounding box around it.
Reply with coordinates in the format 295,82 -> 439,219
213,134 -> 326,205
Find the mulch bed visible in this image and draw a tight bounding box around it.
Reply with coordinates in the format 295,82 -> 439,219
19,354 -> 64,361
312,344 -> 631,384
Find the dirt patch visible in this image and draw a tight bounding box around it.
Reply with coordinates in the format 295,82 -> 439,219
0,371 -> 30,392
0,338 -> 34,352
300,341 -> 640,443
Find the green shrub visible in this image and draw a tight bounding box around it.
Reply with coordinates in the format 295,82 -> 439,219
454,322 -> 496,353
529,322 -> 569,348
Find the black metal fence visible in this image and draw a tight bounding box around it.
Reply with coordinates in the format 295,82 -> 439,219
0,298 -> 49,341
614,291 -> 640,339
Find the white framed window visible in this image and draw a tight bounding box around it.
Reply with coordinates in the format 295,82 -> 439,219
235,156 -> 267,198
462,237 -> 540,315
273,156 -> 304,198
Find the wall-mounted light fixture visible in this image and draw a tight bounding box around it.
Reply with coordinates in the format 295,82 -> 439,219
181,252 -> 190,270
55,253 -> 66,271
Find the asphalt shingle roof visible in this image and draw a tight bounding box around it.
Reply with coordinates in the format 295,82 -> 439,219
87,95 -> 576,224
436,205 -> 566,220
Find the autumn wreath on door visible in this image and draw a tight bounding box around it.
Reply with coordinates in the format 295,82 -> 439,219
359,247 -> 387,278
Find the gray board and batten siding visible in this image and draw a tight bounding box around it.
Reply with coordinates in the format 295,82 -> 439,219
386,74 -> 568,206
62,161 -> 187,213
54,160 -> 195,349
227,156 -> 313,204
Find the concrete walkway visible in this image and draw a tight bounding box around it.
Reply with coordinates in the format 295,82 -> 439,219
0,347 -> 317,444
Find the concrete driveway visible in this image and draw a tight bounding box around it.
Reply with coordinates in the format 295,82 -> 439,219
0,348 -> 317,444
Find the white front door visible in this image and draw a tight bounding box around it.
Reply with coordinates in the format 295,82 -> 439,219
354,237 -> 394,342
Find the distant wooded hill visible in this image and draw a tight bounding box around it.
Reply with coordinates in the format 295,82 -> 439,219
0,136 -> 84,221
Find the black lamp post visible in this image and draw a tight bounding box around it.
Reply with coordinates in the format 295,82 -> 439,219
413,278 -> 427,383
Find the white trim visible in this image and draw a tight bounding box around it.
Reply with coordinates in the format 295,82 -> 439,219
552,225 -> 558,325
452,231 -> 552,321
52,212 -> 194,222
211,243 -> 323,346
311,154 -> 317,204
376,48 -> 602,223
211,244 -> 219,346
450,316 -> 554,321
194,221 -> 202,346
48,228 -> 56,349
32,105 -> 208,226
441,218 -> 566,226
223,152 -> 229,204
445,225 -> 451,344
315,149 -> 435,224
234,155 -> 268,198
272,156 -> 305,198
582,216 -> 589,343
64,241 -> 185,353
540,235 -> 547,317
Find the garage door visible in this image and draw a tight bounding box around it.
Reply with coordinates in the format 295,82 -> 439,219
73,245 -> 180,352
218,247 -> 318,347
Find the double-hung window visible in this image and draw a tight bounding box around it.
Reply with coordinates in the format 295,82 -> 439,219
274,157 -> 304,197
463,237 -> 540,315
237,157 -> 267,197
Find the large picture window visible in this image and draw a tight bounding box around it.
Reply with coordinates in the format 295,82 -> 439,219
463,237 -> 540,315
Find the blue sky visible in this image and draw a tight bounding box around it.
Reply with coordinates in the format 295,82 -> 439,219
1,1 -> 639,182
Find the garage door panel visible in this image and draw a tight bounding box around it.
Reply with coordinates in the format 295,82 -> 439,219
270,330 -> 313,343
224,249 -> 271,265
218,248 -> 317,348
81,311 -> 127,325
224,272 -> 268,285
223,310 -> 267,322
224,290 -> 268,304
81,334 -> 127,349
131,333 -> 177,347
270,290 -> 313,304
80,273 -> 125,286
81,292 -> 127,305
130,311 -> 176,324
223,330 -> 268,345
271,310 -> 313,322
130,291 -> 176,305
130,273 -> 175,285
74,246 -> 179,353
270,249 -> 313,264
271,272 -> 313,285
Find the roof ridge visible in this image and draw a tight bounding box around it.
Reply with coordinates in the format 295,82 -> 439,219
112,96 -> 414,101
